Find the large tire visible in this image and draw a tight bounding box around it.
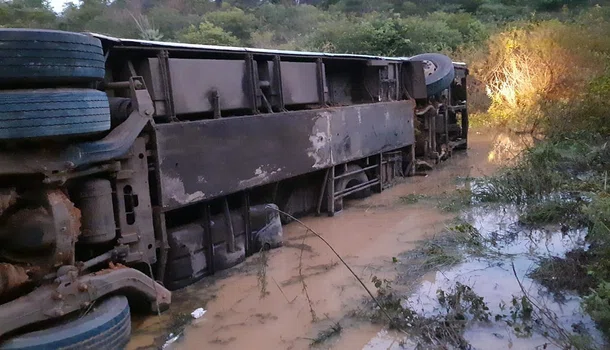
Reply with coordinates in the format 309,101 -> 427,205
0,295 -> 131,350
336,164 -> 371,200
0,29 -> 105,83
409,53 -> 455,96
0,89 -> 111,140
333,164 -> 371,212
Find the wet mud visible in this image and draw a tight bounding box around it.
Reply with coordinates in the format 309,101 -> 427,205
128,131 -> 560,350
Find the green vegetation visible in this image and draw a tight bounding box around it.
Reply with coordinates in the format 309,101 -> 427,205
0,0 -> 606,58
475,134 -> 610,338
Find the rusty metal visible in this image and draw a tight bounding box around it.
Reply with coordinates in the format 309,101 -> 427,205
0,266 -> 171,338
1,189 -> 82,272
46,190 -> 82,268
114,138 -> 157,264
0,263 -> 29,297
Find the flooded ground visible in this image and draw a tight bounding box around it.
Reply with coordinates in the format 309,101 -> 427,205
128,131 -> 602,350
362,205 -> 604,349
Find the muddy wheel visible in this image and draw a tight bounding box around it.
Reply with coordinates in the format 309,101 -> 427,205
333,164 -> 371,212
409,53 -> 455,96
0,295 -> 131,350
0,89 -> 111,140
336,164 -> 371,200
0,29 -> 105,83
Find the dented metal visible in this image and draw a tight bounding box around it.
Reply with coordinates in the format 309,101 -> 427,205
155,101 -> 414,210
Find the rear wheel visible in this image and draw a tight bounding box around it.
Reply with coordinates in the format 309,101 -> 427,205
0,89 -> 111,140
0,29 -> 105,84
0,295 -> 131,350
334,164 -> 371,212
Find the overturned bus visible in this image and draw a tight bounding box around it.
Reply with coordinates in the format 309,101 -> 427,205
0,29 -> 468,348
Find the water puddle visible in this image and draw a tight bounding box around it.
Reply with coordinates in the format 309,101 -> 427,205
362,205 -> 604,350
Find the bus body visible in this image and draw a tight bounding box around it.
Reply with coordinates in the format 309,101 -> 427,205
0,30 -> 468,346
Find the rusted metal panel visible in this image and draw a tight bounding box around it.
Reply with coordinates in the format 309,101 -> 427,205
0,263 -> 29,297
330,101 -> 415,164
155,101 -> 414,210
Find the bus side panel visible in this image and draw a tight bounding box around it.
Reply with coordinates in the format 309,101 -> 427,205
154,100 -> 415,210
330,100 -> 415,164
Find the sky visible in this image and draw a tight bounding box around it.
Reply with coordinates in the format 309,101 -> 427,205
49,0 -> 77,13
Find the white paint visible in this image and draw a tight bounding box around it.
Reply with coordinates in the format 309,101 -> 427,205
307,132 -> 328,168
239,165 -> 284,188
307,112 -> 332,168
163,175 -> 205,205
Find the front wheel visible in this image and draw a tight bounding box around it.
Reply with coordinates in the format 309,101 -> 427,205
0,295 -> 131,350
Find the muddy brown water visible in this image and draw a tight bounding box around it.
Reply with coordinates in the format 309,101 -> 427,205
128,131 -> 556,350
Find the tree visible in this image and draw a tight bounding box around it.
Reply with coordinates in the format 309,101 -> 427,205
59,0 -> 110,31
148,6 -> 200,40
179,21 -> 241,46
205,6 -> 257,44
0,0 -> 57,28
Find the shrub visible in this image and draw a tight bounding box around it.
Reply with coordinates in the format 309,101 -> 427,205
179,21 -> 241,46
205,6 -> 257,44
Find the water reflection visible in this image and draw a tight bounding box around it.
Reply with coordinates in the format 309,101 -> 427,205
363,206 -> 603,350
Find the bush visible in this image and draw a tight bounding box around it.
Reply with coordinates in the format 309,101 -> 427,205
205,6 -> 257,44
306,12 -> 485,56
0,0 -> 57,29
179,21 -> 241,46
428,11 -> 489,45
148,7 -> 201,40
254,4 -> 331,48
